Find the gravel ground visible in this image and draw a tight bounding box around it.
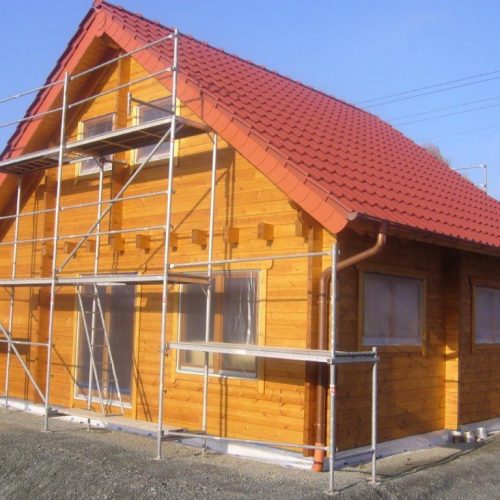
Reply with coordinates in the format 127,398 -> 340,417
0,410 -> 499,499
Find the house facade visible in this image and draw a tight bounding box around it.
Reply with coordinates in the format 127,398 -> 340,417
0,1 -> 499,466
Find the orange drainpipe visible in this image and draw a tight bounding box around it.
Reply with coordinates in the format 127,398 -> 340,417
312,224 -> 387,472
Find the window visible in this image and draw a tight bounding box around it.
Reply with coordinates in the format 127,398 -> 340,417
178,271 -> 258,378
135,97 -> 172,164
474,286 -> 500,344
79,114 -> 114,175
363,272 -> 423,346
76,284 -> 135,403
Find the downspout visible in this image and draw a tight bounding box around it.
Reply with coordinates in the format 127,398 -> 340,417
312,224 -> 387,472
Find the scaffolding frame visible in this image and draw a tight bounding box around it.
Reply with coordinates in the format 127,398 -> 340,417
0,31 -> 379,494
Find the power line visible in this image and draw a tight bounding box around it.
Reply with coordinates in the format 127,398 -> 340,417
356,68 -> 500,105
393,100 -> 500,126
362,74 -> 500,109
418,122 -> 500,142
387,94 -> 500,121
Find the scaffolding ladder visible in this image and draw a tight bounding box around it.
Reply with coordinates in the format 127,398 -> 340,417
76,284 -> 124,416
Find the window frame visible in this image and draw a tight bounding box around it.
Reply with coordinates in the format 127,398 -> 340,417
77,113 -> 116,177
72,281 -> 137,408
176,269 -> 261,380
357,268 -> 427,354
471,278 -> 500,350
132,96 -> 175,167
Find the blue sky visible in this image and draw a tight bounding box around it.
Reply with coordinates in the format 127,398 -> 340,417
1,1 -> 499,199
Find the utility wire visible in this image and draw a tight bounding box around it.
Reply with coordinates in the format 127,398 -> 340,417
419,122 -> 500,142
356,68 -> 500,105
362,74 -> 500,109
387,94 -> 500,121
394,100 -> 500,126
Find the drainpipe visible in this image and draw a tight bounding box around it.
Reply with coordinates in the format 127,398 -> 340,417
312,224 -> 387,472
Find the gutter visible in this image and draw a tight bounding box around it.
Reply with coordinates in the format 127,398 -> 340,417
312,223 -> 387,472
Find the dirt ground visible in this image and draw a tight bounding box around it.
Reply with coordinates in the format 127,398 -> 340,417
0,410 -> 499,499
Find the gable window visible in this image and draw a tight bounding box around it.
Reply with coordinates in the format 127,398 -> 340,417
474,286 -> 500,344
79,114 -> 114,175
363,272 -> 423,346
76,283 -> 135,404
178,271 -> 258,378
135,97 -> 172,164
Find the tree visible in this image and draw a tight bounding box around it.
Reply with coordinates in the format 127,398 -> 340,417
422,143 -> 450,166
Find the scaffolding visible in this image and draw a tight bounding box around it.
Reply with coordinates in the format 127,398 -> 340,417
0,31 -> 379,494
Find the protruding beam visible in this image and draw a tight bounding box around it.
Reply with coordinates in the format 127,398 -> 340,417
110,235 -> 125,252
295,218 -> 309,238
295,209 -> 313,239
192,229 -> 207,247
136,234 -> 151,251
257,222 -> 274,242
63,241 -> 77,255
170,232 -> 178,250
42,243 -> 53,257
224,226 -> 239,246
85,239 -> 96,252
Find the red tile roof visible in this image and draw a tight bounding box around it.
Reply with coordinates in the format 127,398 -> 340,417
2,1 -> 500,249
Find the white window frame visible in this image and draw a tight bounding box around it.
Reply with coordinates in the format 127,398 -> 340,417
176,270 -> 260,380
77,113 -> 116,177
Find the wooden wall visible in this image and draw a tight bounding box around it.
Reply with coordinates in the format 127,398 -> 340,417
333,229 -> 447,449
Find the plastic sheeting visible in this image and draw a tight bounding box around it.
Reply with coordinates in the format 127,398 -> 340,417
179,271 -> 258,377
363,272 -> 422,346
136,97 -> 171,163
76,284 -> 135,398
80,114 -> 114,174
475,286 -> 500,343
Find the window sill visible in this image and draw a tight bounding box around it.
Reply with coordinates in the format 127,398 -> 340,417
176,367 -> 257,381
360,344 -> 426,355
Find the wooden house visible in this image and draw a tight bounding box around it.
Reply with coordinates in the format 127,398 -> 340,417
0,0 -> 499,478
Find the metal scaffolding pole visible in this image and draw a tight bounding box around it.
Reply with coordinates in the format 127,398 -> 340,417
43,71 -> 69,432
371,346 -> 378,484
76,288 -> 106,416
157,28 -> 179,460
170,251 -> 331,269
0,223 -> 168,249
2,176 -> 22,412
94,283 -> 125,414
328,241 -> 338,494
87,161 -> 105,421
0,322 -> 46,402
201,133 -> 218,449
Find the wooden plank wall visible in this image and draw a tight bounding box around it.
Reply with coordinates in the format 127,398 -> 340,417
333,229 -> 447,449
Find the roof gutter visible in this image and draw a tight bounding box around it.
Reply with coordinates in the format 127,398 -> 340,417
312,223 -> 387,472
